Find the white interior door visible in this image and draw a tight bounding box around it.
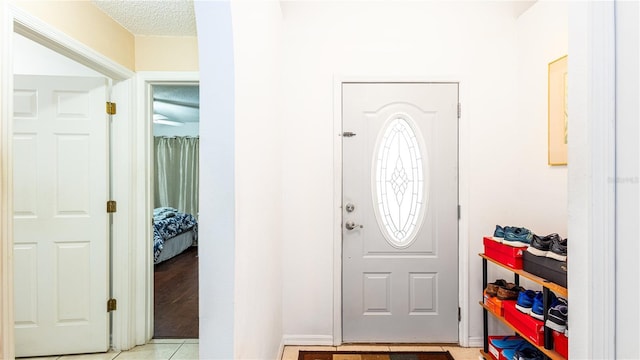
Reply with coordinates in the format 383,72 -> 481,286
13,75 -> 110,357
342,82 -> 459,343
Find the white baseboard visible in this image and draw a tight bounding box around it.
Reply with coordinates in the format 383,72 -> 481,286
467,336 -> 483,348
282,334 -> 335,346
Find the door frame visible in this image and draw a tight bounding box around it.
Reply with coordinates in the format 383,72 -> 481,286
0,5 -> 135,358
332,77 -> 470,346
134,71 -> 200,341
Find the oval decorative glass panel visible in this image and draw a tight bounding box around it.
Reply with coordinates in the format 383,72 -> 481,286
373,116 -> 427,247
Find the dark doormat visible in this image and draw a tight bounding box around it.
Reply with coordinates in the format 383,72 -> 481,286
298,351 -> 455,360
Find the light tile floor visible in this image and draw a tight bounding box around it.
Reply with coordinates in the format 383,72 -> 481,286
282,345 -> 482,360
20,342 -> 481,360
19,339 -> 198,360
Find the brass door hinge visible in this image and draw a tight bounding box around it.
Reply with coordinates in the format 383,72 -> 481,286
106,200 -> 117,213
106,102 -> 117,115
107,298 -> 117,312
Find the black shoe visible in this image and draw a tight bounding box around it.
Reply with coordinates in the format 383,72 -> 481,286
545,297 -> 568,332
546,302 -> 568,332
547,237 -> 567,261
526,233 -> 559,257
514,348 -> 545,360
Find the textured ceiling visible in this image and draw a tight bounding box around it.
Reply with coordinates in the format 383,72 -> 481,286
154,85 -> 199,108
153,85 -> 200,123
91,0 -> 196,36
90,1 -> 200,124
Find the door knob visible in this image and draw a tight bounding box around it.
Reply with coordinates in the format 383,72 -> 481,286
345,221 -> 363,230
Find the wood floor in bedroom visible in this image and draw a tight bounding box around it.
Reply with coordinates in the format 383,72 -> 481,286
154,246 -> 199,338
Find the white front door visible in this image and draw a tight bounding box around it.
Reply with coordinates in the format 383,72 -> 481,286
342,83 -> 459,343
13,75 -> 110,357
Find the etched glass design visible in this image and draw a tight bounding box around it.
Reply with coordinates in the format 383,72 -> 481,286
373,116 -> 425,247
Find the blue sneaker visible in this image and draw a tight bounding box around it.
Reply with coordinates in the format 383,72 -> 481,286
491,225 -> 505,242
489,335 -> 526,349
515,289 -> 537,314
491,225 -> 516,242
503,227 -> 533,247
530,291 -> 555,320
489,336 -> 529,360
502,341 -> 536,360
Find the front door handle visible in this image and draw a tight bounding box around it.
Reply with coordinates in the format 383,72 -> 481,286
345,221 -> 363,230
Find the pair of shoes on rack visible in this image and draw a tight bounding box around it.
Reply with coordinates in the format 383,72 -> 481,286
484,279 -> 523,300
497,283 -> 525,301
491,225 -> 511,242
490,336 -> 534,360
516,290 -> 558,321
492,225 -> 534,247
546,297 -> 568,333
492,335 -> 545,360
485,279 -> 507,297
512,347 -> 545,360
515,290 -> 537,316
526,233 -> 568,261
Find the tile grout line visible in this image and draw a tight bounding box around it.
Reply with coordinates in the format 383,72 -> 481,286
167,343 -> 185,360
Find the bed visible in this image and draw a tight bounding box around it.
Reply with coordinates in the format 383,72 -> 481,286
153,207 -> 198,265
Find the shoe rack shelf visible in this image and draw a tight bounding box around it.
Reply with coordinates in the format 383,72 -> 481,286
480,254 -> 568,298
479,253 -> 568,360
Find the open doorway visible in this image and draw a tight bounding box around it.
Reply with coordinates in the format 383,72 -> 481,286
151,84 -> 200,339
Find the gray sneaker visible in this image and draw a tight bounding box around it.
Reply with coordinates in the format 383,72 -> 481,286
546,304 -> 568,332
547,237 -> 567,261
526,233 -> 559,257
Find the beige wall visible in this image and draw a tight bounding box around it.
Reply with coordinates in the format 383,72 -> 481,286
135,36 -> 199,71
12,1 -> 200,72
13,0 -> 135,70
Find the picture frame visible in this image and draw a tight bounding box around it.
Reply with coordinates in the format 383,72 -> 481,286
548,55 -> 568,166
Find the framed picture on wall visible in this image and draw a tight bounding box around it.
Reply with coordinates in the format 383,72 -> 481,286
548,55 -> 568,166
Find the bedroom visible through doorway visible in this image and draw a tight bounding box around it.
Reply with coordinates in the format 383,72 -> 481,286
151,84 -> 200,338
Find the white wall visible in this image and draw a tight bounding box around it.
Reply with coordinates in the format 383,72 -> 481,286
479,0 -> 570,338
13,33 -> 102,76
280,1 -> 569,344
230,1 -> 284,359
280,1 -> 521,343
194,2 -> 236,358
515,1 -> 568,234
198,1 -> 285,359
614,1 -> 639,357
566,4 -> 590,356
195,0 -> 571,352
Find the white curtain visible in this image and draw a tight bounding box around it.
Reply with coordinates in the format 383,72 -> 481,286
154,137 -> 199,217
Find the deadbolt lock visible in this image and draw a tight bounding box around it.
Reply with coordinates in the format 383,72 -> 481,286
345,203 -> 355,212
